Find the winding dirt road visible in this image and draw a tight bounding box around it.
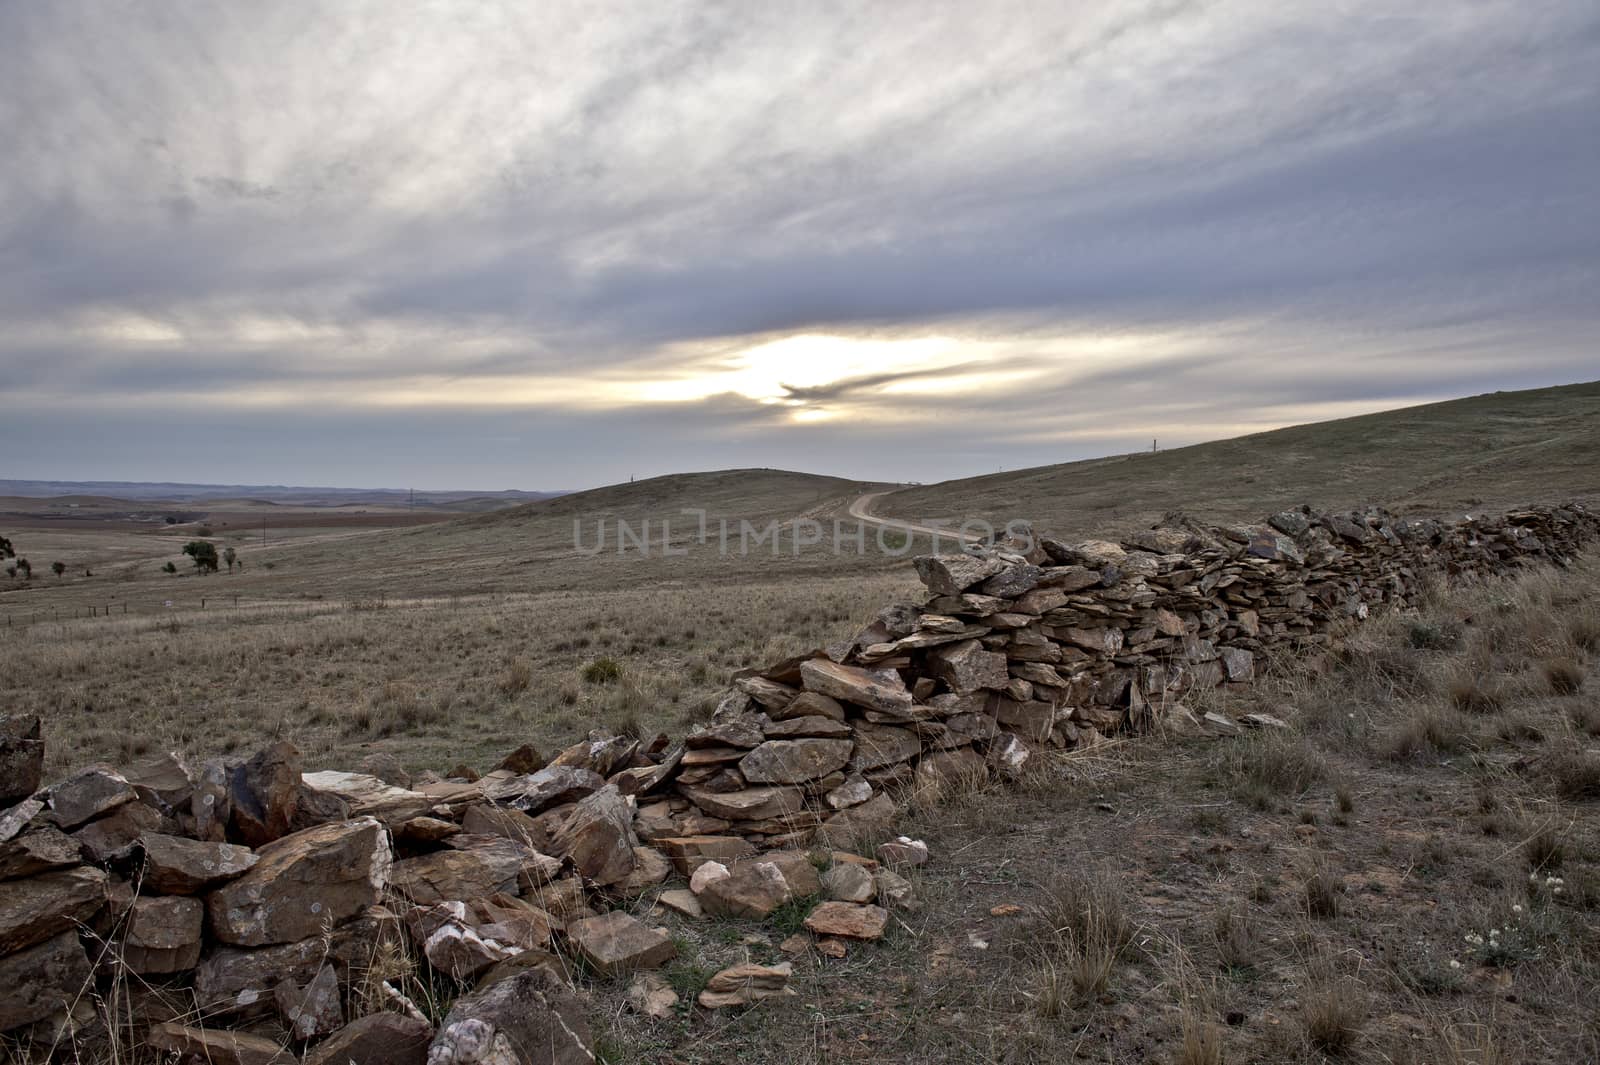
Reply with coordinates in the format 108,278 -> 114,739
846,490 -> 983,545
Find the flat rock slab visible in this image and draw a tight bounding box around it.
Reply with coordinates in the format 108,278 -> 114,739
738,738 -> 853,785
680,785 -> 805,822
566,910 -> 675,975
304,1012 -> 433,1065
43,765 -> 136,829
698,962 -> 794,1009
123,895 -> 204,974
0,865 -> 108,955
139,833 -> 258,894
804,901 -> 890,941
800,658 -> 914,715
302,770 -> 434,823
147,1022 -> 295,1065
0,827 -> 82,881
699,861 -> 791,919
206,818 -> 391,947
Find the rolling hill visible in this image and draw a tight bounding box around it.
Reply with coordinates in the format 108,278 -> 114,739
872,380 -> 1600,541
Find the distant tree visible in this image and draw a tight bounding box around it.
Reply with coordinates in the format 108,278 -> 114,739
4,566 -> 14,578
182,541 -> 219,574
16,558 -> 30,580
51,561 -> 66,579
0,534 -> 13,558
197,526 -> 214,537
162,561 -> 177,574
223,546 -> 237,573
164,516 -> 179,525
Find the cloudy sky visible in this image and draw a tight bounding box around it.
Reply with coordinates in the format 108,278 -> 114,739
2,2 -> 1596,490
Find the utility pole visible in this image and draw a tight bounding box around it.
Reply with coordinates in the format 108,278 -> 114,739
1152,438 -> 1158,453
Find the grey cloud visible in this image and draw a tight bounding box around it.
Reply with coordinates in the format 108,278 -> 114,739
0,1 -> 1596,487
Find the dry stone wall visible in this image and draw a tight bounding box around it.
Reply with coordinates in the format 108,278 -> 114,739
0,502 -> 1594,1062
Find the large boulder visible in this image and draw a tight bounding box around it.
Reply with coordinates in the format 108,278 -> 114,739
0,866 -> 108,954
679,785 -> 806,822
427,966 -> 593,1065
912,554 -> 1007,596
390,838 -> 534,905
0,714 -> 44,807
0,930 -> 92,1033
847,724 -> 921,773
698,860 -> 792,919
207,818 -> 391,947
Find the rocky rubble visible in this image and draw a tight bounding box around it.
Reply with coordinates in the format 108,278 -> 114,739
0,501 -> 1591,1061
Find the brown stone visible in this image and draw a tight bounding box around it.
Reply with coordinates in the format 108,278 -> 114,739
192,759 -> 232,842
122,751 -> 194,810
0,714 -> 44,808
774,692 -> 846,722
397,816 -> 461,844
877,837 -> 930,866
410,898 -> 548,981
738,738 -> 853,785
546,784 -> 638,886
146,1022 -> 295,1065
207,818 -> 391,947
305,1013 -> 432,1065
565,910 -> 676,975
821,862 -> 876,904
548,734 -> 639,777
655,835 -> 756,876
121,895 -> 203,974
820,793 -> 899,841
44,765 -> 136,830
680,785 -> 806,822
656,888 -> 702,918
429,966 -> 593,1065
697,962 -> 794,1009
617,845 -> 673,894
301,769 -> 433,824
823,775 -> 873,811
354,750 -> 412,789
686,717 -> 766,749
912,554 -> 1007,596
73,800 -> 163,863
847,723 -> 921,773
0,866 -> 107,954
195,908 -> 401,1017
803,901 -> 890,940
800,659 -> 914,715
461,804 -> 547,848
0,827 -> 81,881
0,930 -> 91,1032
227,742 -> 302,847
495,743 -> 546,775
138,833 -> 258,894
496,764 -> 606,815
762,715 -> 853,739
699,861 -> 791,919
391,843 -> 523,905
626,970 -> 680,1020
274,962 -> 342,1040
934,633 -> 1004,694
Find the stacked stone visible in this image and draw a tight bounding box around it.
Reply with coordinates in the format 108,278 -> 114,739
0,501 -> 1592,1060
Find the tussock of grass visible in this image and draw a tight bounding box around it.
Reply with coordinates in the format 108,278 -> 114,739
1300,964 -> 1366,1055
1542,657 -> 1585,695
1544,749 -> 1600,801
1024,868 -> 1138,1006
1207,732 -> 1325,809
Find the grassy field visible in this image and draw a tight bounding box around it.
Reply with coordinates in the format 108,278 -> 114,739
877,380 -> 1600,540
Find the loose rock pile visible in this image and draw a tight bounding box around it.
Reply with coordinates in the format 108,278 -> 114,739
1,503 -> 1592,1062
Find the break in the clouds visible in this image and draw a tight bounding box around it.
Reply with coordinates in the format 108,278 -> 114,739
2,1 -> 1596,489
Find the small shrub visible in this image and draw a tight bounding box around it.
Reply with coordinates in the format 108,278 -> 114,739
1212,905 -> 1258,976
1304,866 -> 1342,919
1025,868 -> 1138,1002
1544,750 -> 1600,801
1386,705 -> 1473,761
582,657 -> 623,685
1210,733 -> 1325,809
1521,823 -> 1565,872
1447,670 -> 1504,714
1301,967 -> 1365,1054
1407,620 -> 1461,651
1567,610 -> 1600,652
1541,658 -> 1585,696
497,658 -> 533,696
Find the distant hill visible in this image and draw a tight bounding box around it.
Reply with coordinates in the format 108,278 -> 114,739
0,480 -> 566,511
873,380 -> 1600,539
